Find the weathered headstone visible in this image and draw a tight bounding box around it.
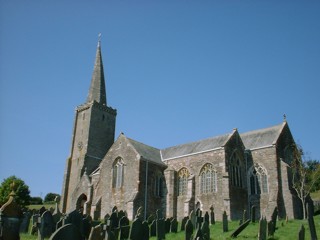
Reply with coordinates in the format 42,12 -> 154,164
52,196 -> 62,226
150,220 -> 157,236
230,219 -> 250,238
250,205 -> 256,223
201,220 -> 210,240
170,218 -> 178,233
222,211 -> 228,232
147,214 -> 155,225
242,209 -> 247,224
109,211 -> 119,230
204,212 -> 209,224
49,223 -> 82,240
39,210 -> 55,239
39,206 -> 46,216
119,216 -> 130,240
19,211 -> 31,233
104,213 -> 110,223
129,217 -> 143,240
181,217 -> 189,231
258,217 -> 267,240
194,210 -> 204,240
165,218 -> 171,233
185,219 -> 194,240
118,210 -> 125,220
267,220 -> 274,237
0,182 -> 23,240
64,209 -> 84,237
271,206 -> 278,231
298,224 -> 305,240
189,210 -> 196,230
83,214 -> 92,239
307,201 -> 318,240
209,206 -> 215,225
156,218 -> 166,240
142,221 -> 150,240
88,223 -> 103,240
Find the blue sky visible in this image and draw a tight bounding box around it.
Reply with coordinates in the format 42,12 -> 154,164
0,0 -> 319,198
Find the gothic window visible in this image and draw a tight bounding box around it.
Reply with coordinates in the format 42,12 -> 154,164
249,163 -> 268,195
200,163 -> 217,194
112,157 -> 124,188
178,168 -> 189,196
154,173 -> 164,197
229,152 -> 243,188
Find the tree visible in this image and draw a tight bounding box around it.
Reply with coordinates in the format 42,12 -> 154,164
30,196 -> 43,205
0,175 -> 31,207
44,192 -> 60,203
291,146 -> 320,219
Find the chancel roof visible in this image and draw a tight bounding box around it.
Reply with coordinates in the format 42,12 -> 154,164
127,137 -> 166,166
161,132 -> 233,161
240,122 -> 285,150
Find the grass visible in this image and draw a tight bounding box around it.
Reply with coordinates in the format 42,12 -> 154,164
311,190 -> 320,201
20,215 -> 320,240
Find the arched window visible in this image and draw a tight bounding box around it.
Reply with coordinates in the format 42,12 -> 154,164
200,163 -> 217,194
154,173 -> 164,197
229,152 -> 243,188
112,158 -> 124,188
178,168 -> 189,196
249,163 -> 268,195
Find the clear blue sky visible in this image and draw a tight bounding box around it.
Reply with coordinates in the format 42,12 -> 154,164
0,0 -> 319,198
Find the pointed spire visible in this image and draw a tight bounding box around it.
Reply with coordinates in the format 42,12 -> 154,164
87,33 -> 107,105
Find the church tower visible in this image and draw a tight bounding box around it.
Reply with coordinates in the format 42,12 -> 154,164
61,38 -> 117,213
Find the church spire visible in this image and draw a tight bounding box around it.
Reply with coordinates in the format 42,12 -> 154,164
87,34 -> 107,105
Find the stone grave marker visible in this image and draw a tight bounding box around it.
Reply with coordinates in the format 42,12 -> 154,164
30,214 -> 40,235
49,223 -> 82,240
64,209 -> 84,237
189,210 -> 196,230
19,211 -> 31,233
185,219 -> 194,240
170,218 -> 178,233
156,218 -> 166,240
165,218 -> 171,233
242,209 -> 247,223
307,201 -> 318,240
267,220 -> 274,237
118,210 -> 125,220
250,205 -> 256,223
258,217 -> 267,240
230,219 -> 250,238
119,216 -> 130,240
39,206 -> 46,216
181,216 -> 189,231
298,224 -> 305,240
271,207 -> 278,230
147,214 -> 155,224
201,220 -> 210,240
222,211 -> 228,232
129,217 -> 143,240
142,221 -> 150,240
150,220 -> 157,236
52,196 -> 62,226
194,210 -> 204,240
204,212 -> 209,224
109,211 -> 119,231
83,214 -> 92,239
39,210 -> 55,239
0,182 -> 23,240
88,223 -> 103,240
209,206 -> 215,225
104,213 -> 110,223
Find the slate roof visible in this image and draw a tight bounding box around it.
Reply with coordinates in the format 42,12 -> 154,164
127,137 -> 166,166
161,132 -> 233,161
240,122 -> 285,150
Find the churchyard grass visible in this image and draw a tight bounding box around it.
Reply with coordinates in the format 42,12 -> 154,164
27,203 -> 55,210
20,215 -> 319,240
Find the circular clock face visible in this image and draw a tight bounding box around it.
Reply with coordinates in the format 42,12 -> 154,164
77,141 -> 83,150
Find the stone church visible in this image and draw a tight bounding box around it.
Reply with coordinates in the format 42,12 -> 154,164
61,40 -> 302,222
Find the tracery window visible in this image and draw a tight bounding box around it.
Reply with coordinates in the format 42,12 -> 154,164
249,163 -> 268,195
200,163 -> 217,194
154,173 -> 164,197
230,152 -> 243,188
112,157 -> 124,188
178,168 -> 189,196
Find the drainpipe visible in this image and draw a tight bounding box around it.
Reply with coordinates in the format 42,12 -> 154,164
144,159 -> 148,220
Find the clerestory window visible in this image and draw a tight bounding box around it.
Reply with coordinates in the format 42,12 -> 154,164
112,157 -> 124,188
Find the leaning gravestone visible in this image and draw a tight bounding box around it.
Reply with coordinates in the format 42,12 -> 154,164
0,182 -> 23,240
258,217 -> 267,240
185,219 -> 194,240
129,217 -> 143,240
222,211 -> 228,232
49,223 -> 82,240
64,209 -> 84,237
88,223 -> 103,240
230,219 -> 250,238
170,218 -> 178,233
39,210 -> 55,239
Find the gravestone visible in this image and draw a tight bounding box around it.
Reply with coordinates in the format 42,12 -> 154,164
222,211 -> 228,232
267,220 -> 274,237
230,219 -> 250,238
170,218 -> 178,233
201,220 -> 210,240
118,210 -> 125,220
156,218 -> 166,240
258,217 -> 267,240
181,217 -> 189,231
30,214 -> 40,235
119,216 -> 130,240
109,211 -> 119,230
298,224 -> 305,240
242,209 -> 247,224
142,221 -> 150,240
64,209 -> 84,237
19,211 -> 31,233
307,201 -> 318,240
204,212 -> 209,224
83,214 -> 92,239
49,223 -> 82,240
39,206 -> 46,216
129,217 -> 143,240
271,207 -> 278,231
250,205 -> 256,223
165,218 -> 171,233
52,196 -> 62,226
39,210 -> 55,239
189,210 -> 196,230
56,218 -> 64,230
185,219 -> 194,240
150,220 -> 157,236
104,213 -> 110,223
209,206 -> 215,225
88,223 -> 103,240
0,183 -> 23,240
194,210 -> 203,240
147,214 -> 155,224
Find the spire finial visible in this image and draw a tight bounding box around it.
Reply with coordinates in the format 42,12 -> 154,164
283,114 -> 287,122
